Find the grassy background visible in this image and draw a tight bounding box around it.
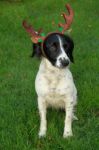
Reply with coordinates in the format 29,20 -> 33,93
0,0 -> 99,149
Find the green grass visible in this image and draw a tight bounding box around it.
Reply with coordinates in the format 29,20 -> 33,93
0,0 -> 99,149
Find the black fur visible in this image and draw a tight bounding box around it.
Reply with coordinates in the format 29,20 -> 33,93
63,35 -> 74,63
31,43 -> 42,58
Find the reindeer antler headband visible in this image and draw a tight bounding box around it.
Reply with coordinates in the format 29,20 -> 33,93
23,4 -> 74,51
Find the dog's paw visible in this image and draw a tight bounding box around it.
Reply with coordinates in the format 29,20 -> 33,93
39,130 -> 46,138
63,130 -> 73,138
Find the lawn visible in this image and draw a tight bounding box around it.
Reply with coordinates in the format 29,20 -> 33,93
0,0 -> 99,149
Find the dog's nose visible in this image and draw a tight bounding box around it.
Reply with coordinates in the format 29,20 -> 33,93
61,58 -> 69,67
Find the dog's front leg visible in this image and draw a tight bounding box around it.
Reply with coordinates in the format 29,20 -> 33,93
63,98 -> 74,138
38,97 -> 47,138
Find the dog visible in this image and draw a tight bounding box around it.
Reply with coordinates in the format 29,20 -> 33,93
32,32 -> 77,138
22,3 -> 77,138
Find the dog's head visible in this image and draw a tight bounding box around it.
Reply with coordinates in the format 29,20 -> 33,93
23,4 -> 74,68
32,33 -> 74,68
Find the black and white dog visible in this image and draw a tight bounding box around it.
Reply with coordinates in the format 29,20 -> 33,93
32,33 -> 77,138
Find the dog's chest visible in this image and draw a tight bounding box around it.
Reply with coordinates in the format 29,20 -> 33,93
44,72 -> 68,94
44,77 -> 67,108
35,59 -> 75,108
36,71 -> 72,108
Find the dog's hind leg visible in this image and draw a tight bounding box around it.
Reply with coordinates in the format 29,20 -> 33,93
38,97 -> 47,138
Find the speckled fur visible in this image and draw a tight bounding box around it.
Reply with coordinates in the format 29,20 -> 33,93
35,58 -> 77,138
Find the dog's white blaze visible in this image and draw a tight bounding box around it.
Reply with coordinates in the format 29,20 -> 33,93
56,36 -> 70,67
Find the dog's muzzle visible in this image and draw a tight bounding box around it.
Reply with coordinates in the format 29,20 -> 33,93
60,58 -> 69,67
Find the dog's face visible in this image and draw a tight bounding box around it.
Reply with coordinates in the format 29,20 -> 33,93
43,33 -> 74,68
32,33 -> 74,68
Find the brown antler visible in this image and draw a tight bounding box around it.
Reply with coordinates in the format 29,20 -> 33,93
58,4 -> 74,34
22,20 -> 45,43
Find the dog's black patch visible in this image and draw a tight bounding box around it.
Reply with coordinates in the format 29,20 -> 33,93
31,43 -> 42,58
63,34 -> 74,63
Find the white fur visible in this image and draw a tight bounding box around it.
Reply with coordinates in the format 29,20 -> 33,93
56,36 -> 70,67
35,57 -> 77,138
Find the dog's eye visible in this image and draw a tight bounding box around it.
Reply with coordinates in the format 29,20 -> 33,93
50,43 -> 57,52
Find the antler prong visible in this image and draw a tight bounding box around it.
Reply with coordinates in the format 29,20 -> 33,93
23,3 -> 74,44
23,20 -> 45,43
58,4 -> 74,33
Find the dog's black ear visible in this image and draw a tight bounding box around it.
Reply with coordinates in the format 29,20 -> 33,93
31,43 -> 42,58
68,39 -> 74,63
69,50 -> 74,63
